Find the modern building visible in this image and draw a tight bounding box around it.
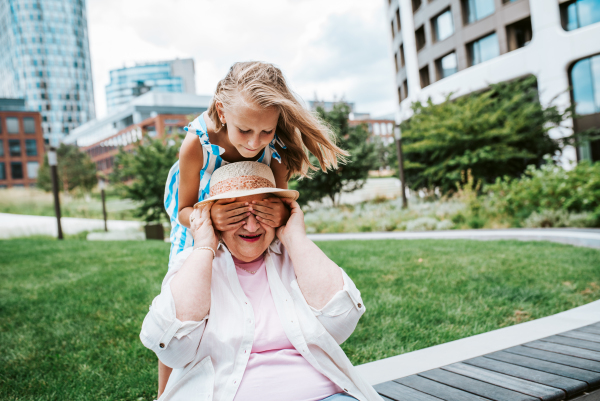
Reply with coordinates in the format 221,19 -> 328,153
105,59 -> 196,112
0,98 -> 45,188
308,100 -> 355,113
349,114 -> 396,145
386,0 -> 600,164
65,91 -> 211,175
81,114 -> 191,176
0,0 -> 96,143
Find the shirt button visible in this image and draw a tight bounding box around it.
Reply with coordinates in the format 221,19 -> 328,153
344,388 -> 348,392
159,343 -> 165,349
358,303 -> 362,308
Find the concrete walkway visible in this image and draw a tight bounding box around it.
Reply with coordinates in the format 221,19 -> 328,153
308,228 -> 600,249
0,213 -> 141,239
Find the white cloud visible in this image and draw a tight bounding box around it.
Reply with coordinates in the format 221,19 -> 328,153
87,0 -> 397,118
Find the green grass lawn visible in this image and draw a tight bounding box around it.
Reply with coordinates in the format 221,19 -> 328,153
1,238 -> 599,400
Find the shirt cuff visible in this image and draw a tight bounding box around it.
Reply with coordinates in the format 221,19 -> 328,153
309,268 -> 365,316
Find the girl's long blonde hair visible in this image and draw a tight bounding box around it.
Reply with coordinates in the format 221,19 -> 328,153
208,61 -> 348,179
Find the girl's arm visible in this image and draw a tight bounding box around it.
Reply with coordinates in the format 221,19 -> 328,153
177,132 -> 205,229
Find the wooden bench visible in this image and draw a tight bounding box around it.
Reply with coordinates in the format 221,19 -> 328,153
374,322 -> 600,401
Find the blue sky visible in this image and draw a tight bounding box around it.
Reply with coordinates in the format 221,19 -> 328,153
87,0 -> 397,118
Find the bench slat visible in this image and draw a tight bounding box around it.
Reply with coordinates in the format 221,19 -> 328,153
505,345 -> 600,373
374,381 -> 443,401
419,368 -> 539,401
524,341 -> 600,362
578,326 -> 600,336
443,362 -> 566,401
559,331 -> 600,344
395,374 -> 490,401
542,335 -> 600,352
463,356 -> 587,396
486,350 -> 600,387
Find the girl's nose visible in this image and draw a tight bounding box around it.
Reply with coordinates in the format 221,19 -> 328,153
248,134 -> 261,149
244,213 -> 260,232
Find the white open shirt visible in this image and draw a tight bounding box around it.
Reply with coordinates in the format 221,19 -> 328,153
140,240 -> 383,401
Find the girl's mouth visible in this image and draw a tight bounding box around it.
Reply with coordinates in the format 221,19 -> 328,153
239,234 -> 262,242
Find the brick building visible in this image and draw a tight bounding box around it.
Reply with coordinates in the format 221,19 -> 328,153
0,99 -> 45,188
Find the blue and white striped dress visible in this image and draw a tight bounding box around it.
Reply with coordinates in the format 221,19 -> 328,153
164,112 -> 285,269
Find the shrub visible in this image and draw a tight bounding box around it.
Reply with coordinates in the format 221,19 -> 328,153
524,210 -> 597,228
486,158 -> 600,225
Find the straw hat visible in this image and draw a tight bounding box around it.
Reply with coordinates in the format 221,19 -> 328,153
194,161 -> 299,207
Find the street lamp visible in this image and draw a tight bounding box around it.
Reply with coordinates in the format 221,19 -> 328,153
394,126 -> 408,209
99,178 -> 108,232
48,147 -> 64,239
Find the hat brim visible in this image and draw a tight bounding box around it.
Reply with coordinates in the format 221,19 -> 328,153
194,187 -> 299,208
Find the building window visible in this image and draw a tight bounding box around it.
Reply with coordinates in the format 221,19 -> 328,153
463,0 -> 495,24
415,25 -> 426,51
400,44 -> 406,67
468,33 -> 500,66
420,65 -> 431,88
412,0 -> 422,13
571,54 -> 600,115
391,21 -> 395,39
9,140 -> 21,156
11,162 -> 23,179
27,161 -> 39,179
403,79 -> 409,100
506,17 -> 533,51
396,8 -> 401,32
0,140 -> 3,157
6,117 -> 19,134
26,139 -> 37,156
23,117 -> 36,133
436,52 -> 459,79
432,9 -> 454,42
560,0 -> 600,31
0,163 -> 5,180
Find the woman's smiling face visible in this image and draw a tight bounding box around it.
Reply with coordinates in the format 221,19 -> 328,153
219,194 -> 276,262
219,95 -> 279,158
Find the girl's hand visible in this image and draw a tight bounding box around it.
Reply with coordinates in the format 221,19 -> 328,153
210,198 -> 251,231
250,197 -> 290,228
275,198 -> 306,248
190,203 -> 219,250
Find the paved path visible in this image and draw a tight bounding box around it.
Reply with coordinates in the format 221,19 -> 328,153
0,213 -> 141,239
308,228 -> 600,249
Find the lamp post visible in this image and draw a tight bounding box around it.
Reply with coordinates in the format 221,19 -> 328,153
394,126 -> 408,209
48,147 -> 64,239
99,178 -> 108,232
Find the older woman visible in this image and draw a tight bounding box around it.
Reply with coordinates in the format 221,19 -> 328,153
140,162 -> 381,401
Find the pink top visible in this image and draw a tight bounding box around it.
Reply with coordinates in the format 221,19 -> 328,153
232,254 -> 342,401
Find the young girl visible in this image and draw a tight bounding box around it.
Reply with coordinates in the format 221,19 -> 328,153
160,61 -> 348,397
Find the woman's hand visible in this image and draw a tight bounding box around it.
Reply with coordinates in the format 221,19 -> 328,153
190,203 -> 219,250
275,198 -> 306,248
251,197 -> 291,228
210,198 -> 251,231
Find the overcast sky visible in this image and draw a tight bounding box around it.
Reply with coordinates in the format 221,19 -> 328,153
86,0 -> 398,119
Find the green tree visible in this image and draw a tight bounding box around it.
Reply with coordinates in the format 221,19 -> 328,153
395,76 -> 564,194
111,137 -> 180,224
37,143 -> 97,193
293,103 -> 376,207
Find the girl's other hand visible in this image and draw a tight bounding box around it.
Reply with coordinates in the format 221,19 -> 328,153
250,197 -> 290,228
210,198 -> 251,231
190,203 -> 219,250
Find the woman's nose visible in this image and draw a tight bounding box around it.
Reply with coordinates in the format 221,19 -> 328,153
244,213 -> 260,232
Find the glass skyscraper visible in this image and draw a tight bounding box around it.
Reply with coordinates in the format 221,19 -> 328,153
0,0 -> 95,143
105,58 -> 196,111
